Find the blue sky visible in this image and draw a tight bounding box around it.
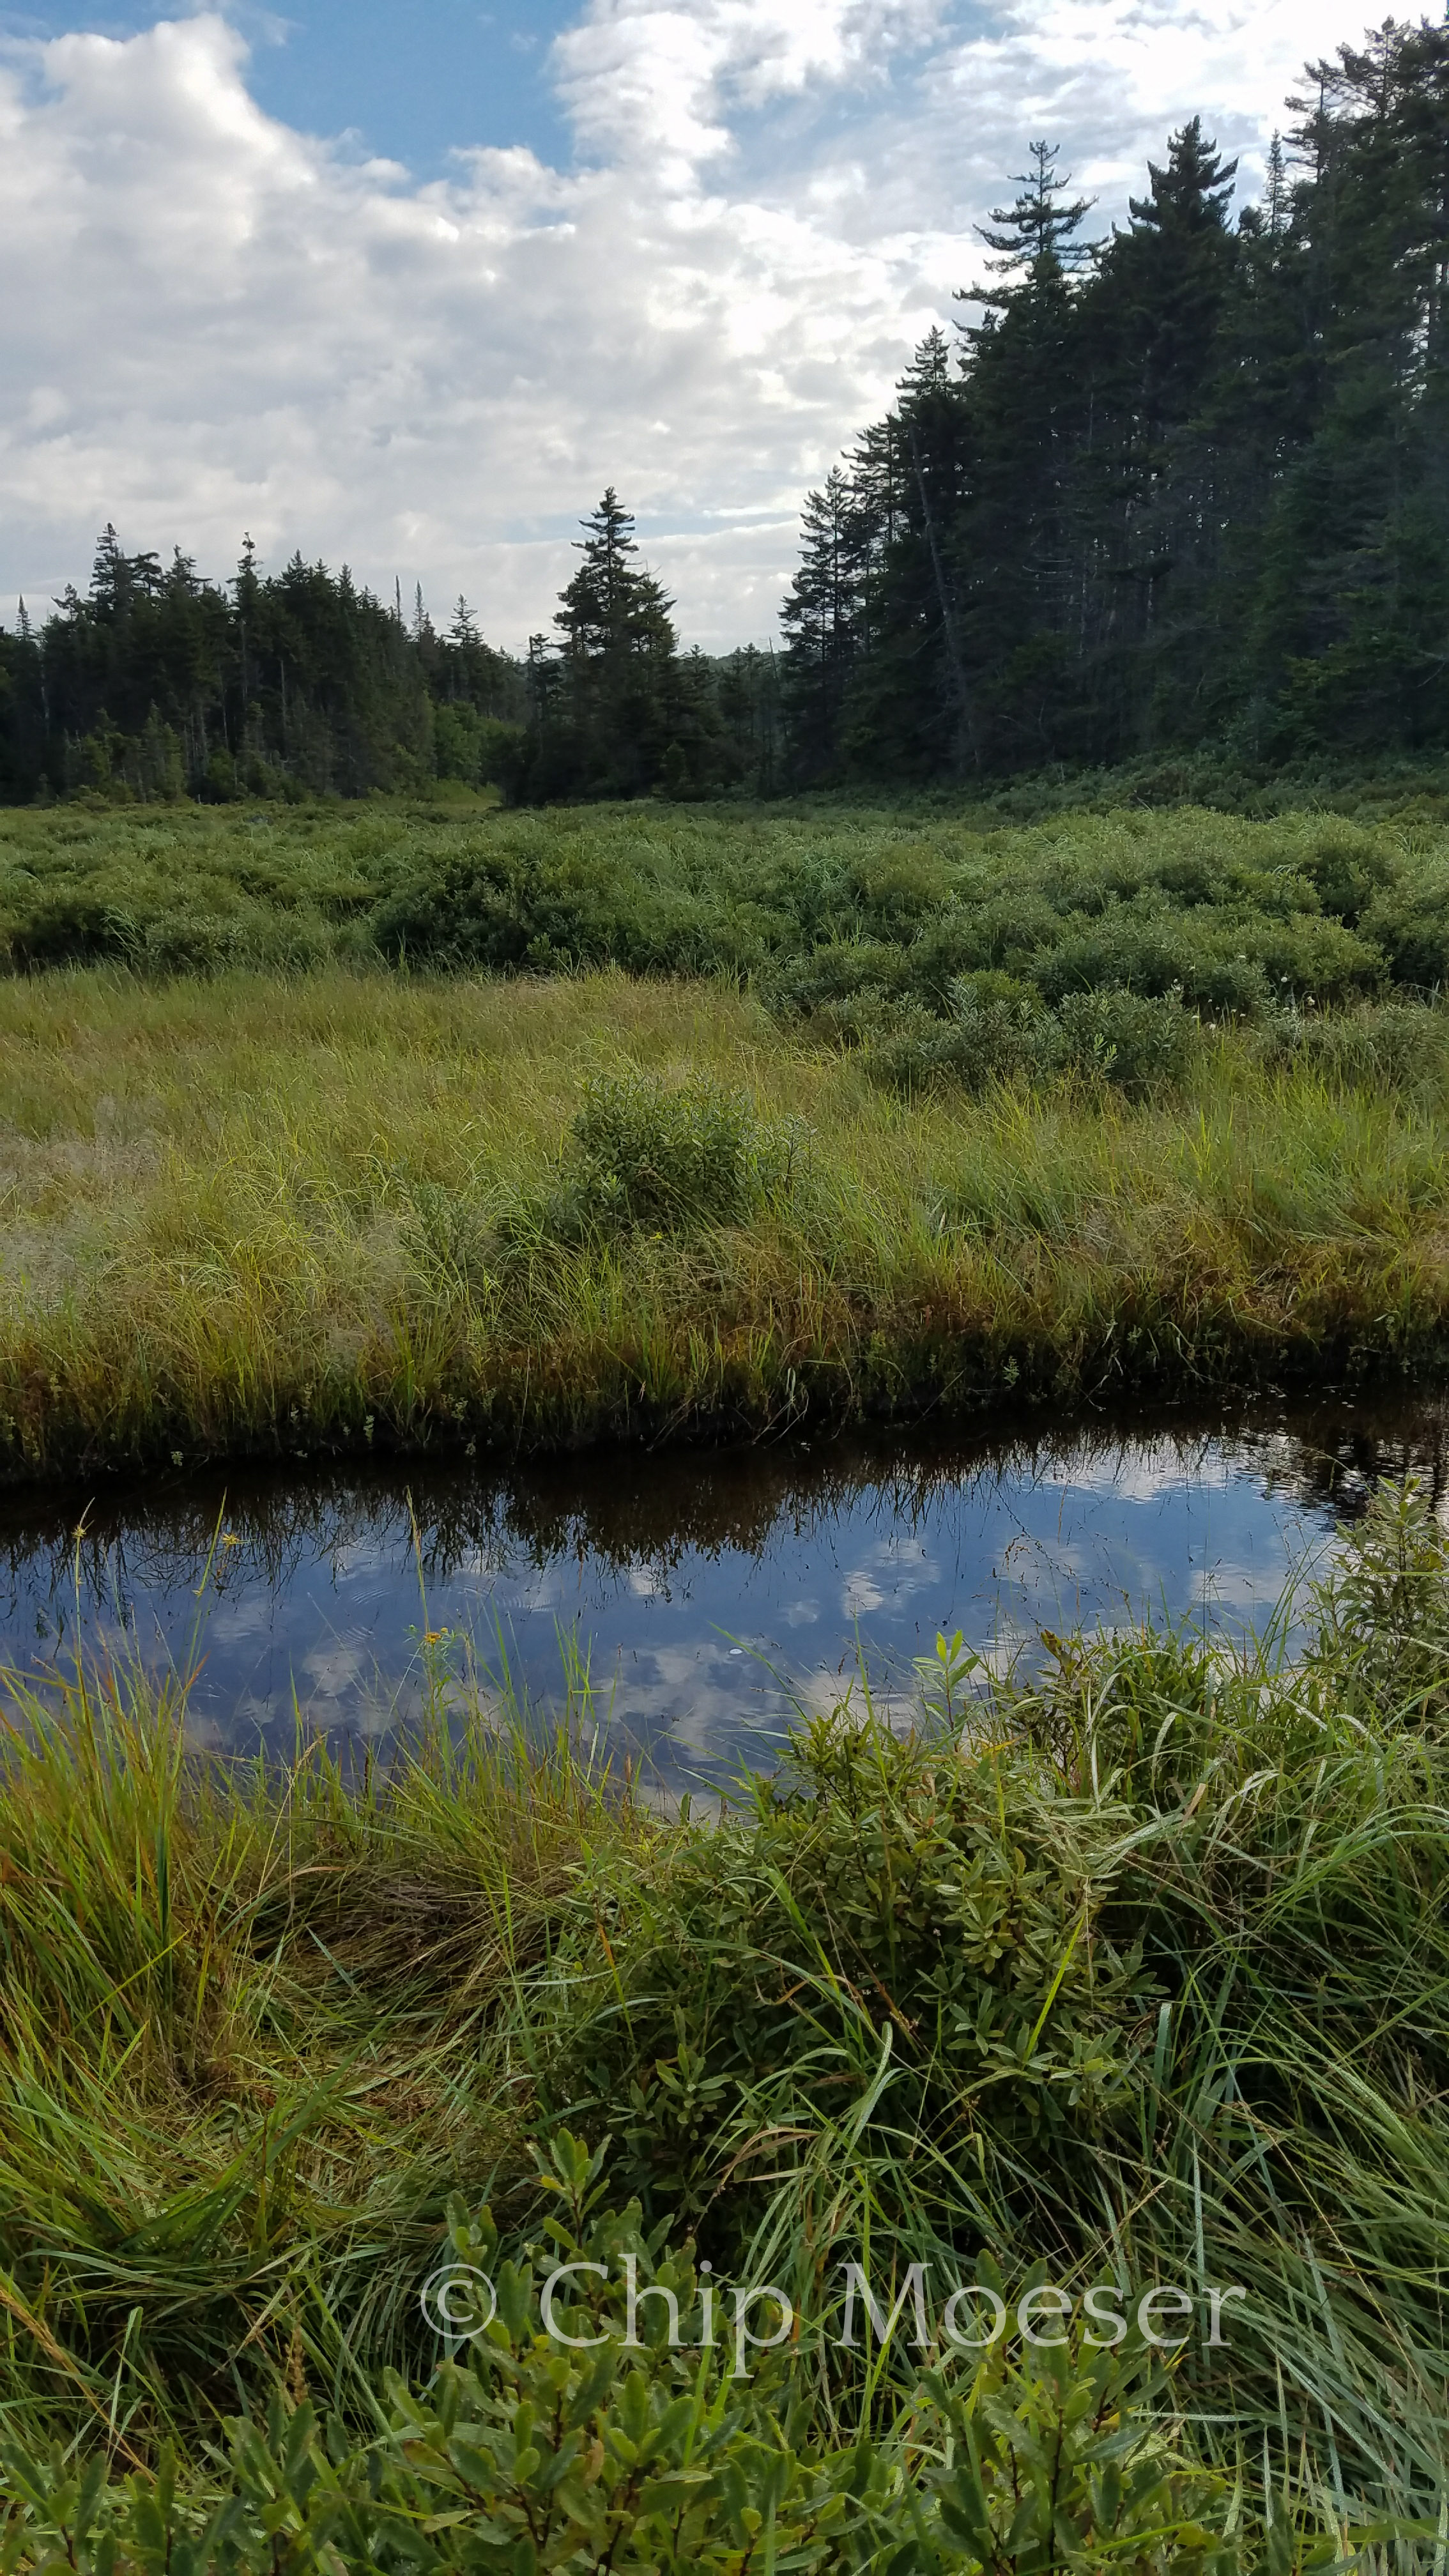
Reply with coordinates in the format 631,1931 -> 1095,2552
0,0 -> 1344,648
1,0 -> 579,168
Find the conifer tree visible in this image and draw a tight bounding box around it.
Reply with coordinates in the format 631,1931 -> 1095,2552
779,20 -> 1449,780
779,468 -> 871,778
530,490 -> 684,797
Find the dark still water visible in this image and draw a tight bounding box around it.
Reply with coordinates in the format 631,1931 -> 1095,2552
0,1397 -> 1445,1784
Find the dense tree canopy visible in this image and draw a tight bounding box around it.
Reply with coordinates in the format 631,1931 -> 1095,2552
0,500 -> 781,806
780,16 -> 1449,781
0,532 -> 525,804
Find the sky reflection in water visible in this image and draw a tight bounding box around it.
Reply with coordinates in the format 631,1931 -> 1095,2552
0,1398 -> 1444,1788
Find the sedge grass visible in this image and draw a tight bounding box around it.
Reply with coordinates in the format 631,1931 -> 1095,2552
2,963 -> 1449,1482
0,1640 -> 657,2454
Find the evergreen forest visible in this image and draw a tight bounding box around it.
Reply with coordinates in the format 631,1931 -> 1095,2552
1,13 -> 1447,804
781,18 -> 1449,780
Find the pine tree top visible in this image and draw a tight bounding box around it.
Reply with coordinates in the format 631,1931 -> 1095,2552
1129,116 -> 1238,233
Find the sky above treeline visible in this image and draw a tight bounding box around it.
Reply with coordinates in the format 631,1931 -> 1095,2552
1,0 -> 1345,652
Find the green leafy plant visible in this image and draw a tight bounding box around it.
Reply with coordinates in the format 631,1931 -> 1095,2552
0,2138 -> 1255,2576
1305,1473 -> 1449,1720
903,2327 -> 1242,2576
1055,989 -> 1197,1096
505,1070 -> 801,1246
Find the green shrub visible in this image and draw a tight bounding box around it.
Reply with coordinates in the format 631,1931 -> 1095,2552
1,799 -> 1445,1041
1361,869 -> 1449,990
867,983 -> 1196,1100
1289,827 -> 1398,926
868,991 -> 1061,1097
550,1703 -> 1163,2235
504,1071 -> 799,1246
528,1529 -> 1449,2520
1305,1475 -> 1449,1721
845,838 -> 953,934
1029,912 -> 1273,1015
371,834 -> 747,978
3,895 -> 141,969
1055,988 -> 1198,1096
910,2335 -> 1240,2576
0,2132 -> 1242,2576
1254,999 -> 1449,1096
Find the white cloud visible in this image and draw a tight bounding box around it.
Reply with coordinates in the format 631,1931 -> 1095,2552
0,0 -> 1352,650
553,0 -> 945,168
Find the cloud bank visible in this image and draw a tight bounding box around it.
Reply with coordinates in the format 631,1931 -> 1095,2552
1,0 -> 1342,649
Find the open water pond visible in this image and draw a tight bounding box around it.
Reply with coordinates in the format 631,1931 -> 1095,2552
1,1394 -> 1446,1788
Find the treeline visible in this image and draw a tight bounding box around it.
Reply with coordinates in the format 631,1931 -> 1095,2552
0,503 -> 783,805
3,13 -> 1445,806
0,530 -> 519,804
782,17 -> 1449,779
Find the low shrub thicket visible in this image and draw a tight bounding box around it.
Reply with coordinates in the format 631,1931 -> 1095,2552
5,799 -> 1449,1015
10,801 -> 1449,1117
862,981 -> 1199,1099
1252,999 -> 1449,1098
865,987 -> 1449,1103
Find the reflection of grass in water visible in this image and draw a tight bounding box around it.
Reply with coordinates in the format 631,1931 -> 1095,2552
1,1483 -> 1448,2559
2,1380 -> 1446,1630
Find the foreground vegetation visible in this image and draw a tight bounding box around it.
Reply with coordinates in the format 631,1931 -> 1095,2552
1,1482 -> 1448,2564
6,798 -> 1449,1479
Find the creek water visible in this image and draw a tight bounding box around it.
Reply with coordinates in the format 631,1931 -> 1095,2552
1,1394 -> 1445,1788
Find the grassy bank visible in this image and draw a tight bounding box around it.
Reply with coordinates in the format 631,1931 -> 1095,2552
5,795 -> 1449,1480
3,960 -> 1449,1483
2,1483 -> 1448,2564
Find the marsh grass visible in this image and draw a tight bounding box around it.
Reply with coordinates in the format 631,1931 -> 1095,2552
6,793 -> 1449,1480
1,1483 -> 1448,2554
2,965 -> 1449,1482
0,1632 -> 657,2457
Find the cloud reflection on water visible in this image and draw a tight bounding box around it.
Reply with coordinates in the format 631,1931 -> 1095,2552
0,1395 -> 1443,1787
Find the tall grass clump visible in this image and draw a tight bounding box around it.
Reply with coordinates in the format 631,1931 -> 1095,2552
0,1645 -> 655,2456
1,1482 -> 1448,2563
498,1069 -> 801,1249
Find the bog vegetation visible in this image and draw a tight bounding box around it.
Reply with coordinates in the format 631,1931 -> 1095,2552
1,1483 -> 1448,2564
3,17 -> 1448,2568
3,794 -> 1449,1478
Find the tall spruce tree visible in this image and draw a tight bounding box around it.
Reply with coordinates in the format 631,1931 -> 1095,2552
527,489 -> 682,795
779,468 -> 873,778
1257,19 -> 1449,749
954,148 -> 1096,761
